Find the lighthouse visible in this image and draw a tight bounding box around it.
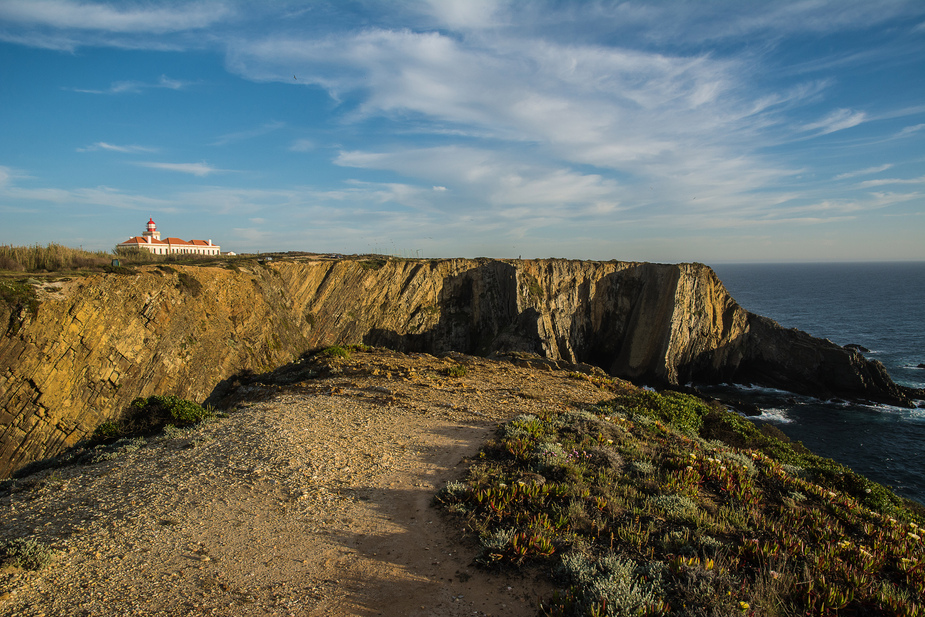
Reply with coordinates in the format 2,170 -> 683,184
142,217 -> 161,242
116,218 -> 221,256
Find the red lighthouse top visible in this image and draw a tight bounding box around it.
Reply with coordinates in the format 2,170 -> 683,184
147,218 -> 157,232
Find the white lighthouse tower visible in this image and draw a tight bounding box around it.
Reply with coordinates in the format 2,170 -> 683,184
142,217 -> 161,243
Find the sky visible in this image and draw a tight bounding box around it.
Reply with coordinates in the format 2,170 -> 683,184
0,0 -> 923,263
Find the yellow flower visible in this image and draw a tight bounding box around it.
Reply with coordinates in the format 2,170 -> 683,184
739,601 -> 750,611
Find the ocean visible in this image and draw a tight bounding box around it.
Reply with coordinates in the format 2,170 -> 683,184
708,262 -> 925,506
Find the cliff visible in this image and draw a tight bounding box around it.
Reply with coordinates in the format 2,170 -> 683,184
0,257 -> 917,477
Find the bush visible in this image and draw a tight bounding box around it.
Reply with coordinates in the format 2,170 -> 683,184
321,345 -> 351,359
0,537 -> 53,570
557,551 -> 664,616
443,364 -> 469,378
88,395 -> 214,445
619,390 -> 710,435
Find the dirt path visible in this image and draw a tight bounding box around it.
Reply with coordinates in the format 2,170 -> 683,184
0,350 -> 613,616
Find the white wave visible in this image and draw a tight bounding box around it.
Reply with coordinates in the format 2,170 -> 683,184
753,407 -> 793,423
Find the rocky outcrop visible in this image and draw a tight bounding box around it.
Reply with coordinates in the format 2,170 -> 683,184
0,257 -> 917,477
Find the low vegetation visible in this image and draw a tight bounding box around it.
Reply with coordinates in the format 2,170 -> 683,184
358,257 -> 389,270
443,364 -> 469,378
0,279 -> 39,334
2,396 -> 217,484
88,395 -> 216,445
0,243 -> 230,275
435,382 -> 925,616
0,538 -> 54,571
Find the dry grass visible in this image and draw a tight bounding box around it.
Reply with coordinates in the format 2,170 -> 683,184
0,244 -> 224,273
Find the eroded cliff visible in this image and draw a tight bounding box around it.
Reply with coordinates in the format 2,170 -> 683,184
0,257 -> 916,477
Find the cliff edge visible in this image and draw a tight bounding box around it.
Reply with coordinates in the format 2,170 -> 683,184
0,257 -> 916,477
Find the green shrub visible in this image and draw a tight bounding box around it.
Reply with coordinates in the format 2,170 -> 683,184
88,395 -> 213,446
358,258 -> 387,270
321,345 -> 350,359
619,390 -> 710,435
0,537 -> 53,570
443,364 -> 468,378
557,551 -> 664,616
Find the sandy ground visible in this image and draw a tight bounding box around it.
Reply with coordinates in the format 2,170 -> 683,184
1,350 -> 614,616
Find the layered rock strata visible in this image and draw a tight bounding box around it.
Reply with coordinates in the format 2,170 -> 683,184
0,258 -> 917,477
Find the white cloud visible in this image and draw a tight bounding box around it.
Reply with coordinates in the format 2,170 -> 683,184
231,25 -> 797,214
834,164 -> 893,180
211,121 -> 285,146
335,146 -> 622,211
421,0 -> 504,29
289,139 -> 315,152
77,142 -> 157,153
0,0 -> 231,33
136,162 -> 227,176
801,108 -> 867,135
858,175 -> 925,188
895,123 -> 925,138
70,74 -> 189,95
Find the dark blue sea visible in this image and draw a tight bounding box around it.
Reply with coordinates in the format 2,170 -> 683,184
708,262 -> 925,506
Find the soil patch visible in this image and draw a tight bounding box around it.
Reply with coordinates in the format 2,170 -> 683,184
1,350 -> 615,616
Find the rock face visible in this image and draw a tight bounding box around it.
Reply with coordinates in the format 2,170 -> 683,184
0,258 -> 917,477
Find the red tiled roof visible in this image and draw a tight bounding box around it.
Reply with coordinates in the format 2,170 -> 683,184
119,236 -> 167,246
117,236 -> 218,248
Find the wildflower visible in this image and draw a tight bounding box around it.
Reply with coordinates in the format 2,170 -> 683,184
739,601 -> 750,611
689,453 -> 697,459
607,439 -> 613,445
769,570 -> 779,580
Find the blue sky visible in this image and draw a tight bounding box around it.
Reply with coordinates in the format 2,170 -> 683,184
0,0 -> 923,262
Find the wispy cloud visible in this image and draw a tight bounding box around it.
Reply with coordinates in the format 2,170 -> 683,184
136,162 -> 227,176
800,108 -> 867,135
77,142 -> 158,153
70,74 -> 188,95
288,139 -> 315,152
229,25 -> 795,216
0,0 -> 231,33
858,175 -> 925,188
895,123 -> 925,138
834,164 -> 893,180
211,121 -> 285,146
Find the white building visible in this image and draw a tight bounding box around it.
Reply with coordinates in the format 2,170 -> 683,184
117,218 -> 221,256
